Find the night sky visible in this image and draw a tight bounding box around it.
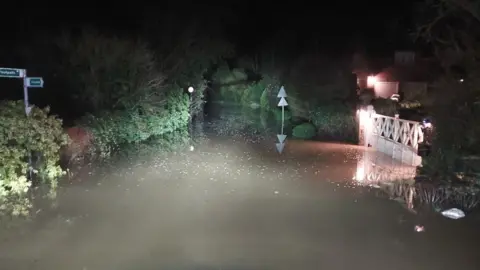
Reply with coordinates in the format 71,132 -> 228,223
6,1 -> 418,56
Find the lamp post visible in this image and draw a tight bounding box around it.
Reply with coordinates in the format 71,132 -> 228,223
188,87 -> 194,151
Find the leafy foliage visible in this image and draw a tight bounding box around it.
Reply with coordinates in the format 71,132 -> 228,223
82,90 -> 190,158
309,104 -> 358,143
144,16 -> 235,117
54,30 -> 203,159
213,65 -> 250,103
415,0 -> 480,182
117,128 -> 191,160
0,100 -> 68,215
292,123 -> 317,139
273,108 -> 292,122
372,98 -> 398,117
57,30 -> 166,114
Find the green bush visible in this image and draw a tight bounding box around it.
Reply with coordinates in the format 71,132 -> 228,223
292,123 -> 317,139
309,103 -> 357,143
213,66 -> 249,103
0,100 -> 68,215
258,75 -> 282,111
273,108 -> 292,122
260,89 -> 270,111
82,90 -> 190,158
283,88 -> 312,119
57,30 -> 165,114
118,128 -> 190,160
372,98 -> 398,117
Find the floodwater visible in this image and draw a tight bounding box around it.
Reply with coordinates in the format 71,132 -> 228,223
1,136 -> 480,270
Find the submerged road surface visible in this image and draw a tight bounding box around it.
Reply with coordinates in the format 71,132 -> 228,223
0,137 -> 479,270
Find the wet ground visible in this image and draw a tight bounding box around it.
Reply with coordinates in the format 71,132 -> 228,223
1,136 -> 480,270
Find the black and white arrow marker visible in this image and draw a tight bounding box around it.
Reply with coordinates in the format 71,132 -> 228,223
276,86 -> 288,154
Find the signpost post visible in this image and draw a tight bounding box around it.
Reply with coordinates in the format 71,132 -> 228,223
188,86 -> 195,151
0,67 -> 44,177
276,86 -> 288,154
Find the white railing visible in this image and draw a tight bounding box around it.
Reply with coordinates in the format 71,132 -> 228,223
358,105 -> 424,166
372,114 -> 424,152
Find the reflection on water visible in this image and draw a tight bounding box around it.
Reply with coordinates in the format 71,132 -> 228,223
354,147 -> 417,185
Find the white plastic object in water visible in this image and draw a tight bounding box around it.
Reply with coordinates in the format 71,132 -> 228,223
441,208 -> 466,219
414,225 -> 425,232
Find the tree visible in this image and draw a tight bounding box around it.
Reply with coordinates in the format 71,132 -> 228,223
141,12 -> 235,116
415,0 -> 480,177
57,29 -> 166,114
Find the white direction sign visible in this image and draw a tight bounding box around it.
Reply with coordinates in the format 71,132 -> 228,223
276,86 -> 289,154
0,67 -> 25,78
26,77 -> 44,88
277,86 -> 287,98
276,142 -> 285,154
277,97 -> 288,107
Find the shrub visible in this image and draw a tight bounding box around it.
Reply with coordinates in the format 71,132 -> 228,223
118,128 -> 190,160
273,108 -> 292,122
0,100 -> 68,215
284,89 -> 312,119
258,75 -> 282,111
213,66 -> 249,103
260,89 -> 270,111
292,123 -> 317,139
372,98 -> 398,117
309,103 -> 358,143
57,30 -> 165,114
358,88 -> 375,105
82,90 -> 190,158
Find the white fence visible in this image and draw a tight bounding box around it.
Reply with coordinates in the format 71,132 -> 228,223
358,105 -> 424,166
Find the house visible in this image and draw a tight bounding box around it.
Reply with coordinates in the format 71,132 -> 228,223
353,51 -> 440,100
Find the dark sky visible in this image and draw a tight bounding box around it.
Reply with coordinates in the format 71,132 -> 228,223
6,1 -> 418,55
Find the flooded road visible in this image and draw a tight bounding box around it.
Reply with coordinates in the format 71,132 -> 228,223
1,137 -> 479,270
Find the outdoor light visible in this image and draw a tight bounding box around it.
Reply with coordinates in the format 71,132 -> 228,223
367,75 -> 377,88
188,86 -> 194,93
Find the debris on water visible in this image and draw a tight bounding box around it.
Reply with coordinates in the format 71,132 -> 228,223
441,208 -> 465,219
369,184 -> 380,189
414,225 -> 425,232
274,190 -> 279,194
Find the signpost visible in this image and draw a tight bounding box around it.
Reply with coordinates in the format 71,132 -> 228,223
0,67 -> 25,78
188,86 -> 195,151
276,86 -> 288,154
26,77 -> 44,88
0,67 -> 44,115
0,67 -> 44,177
